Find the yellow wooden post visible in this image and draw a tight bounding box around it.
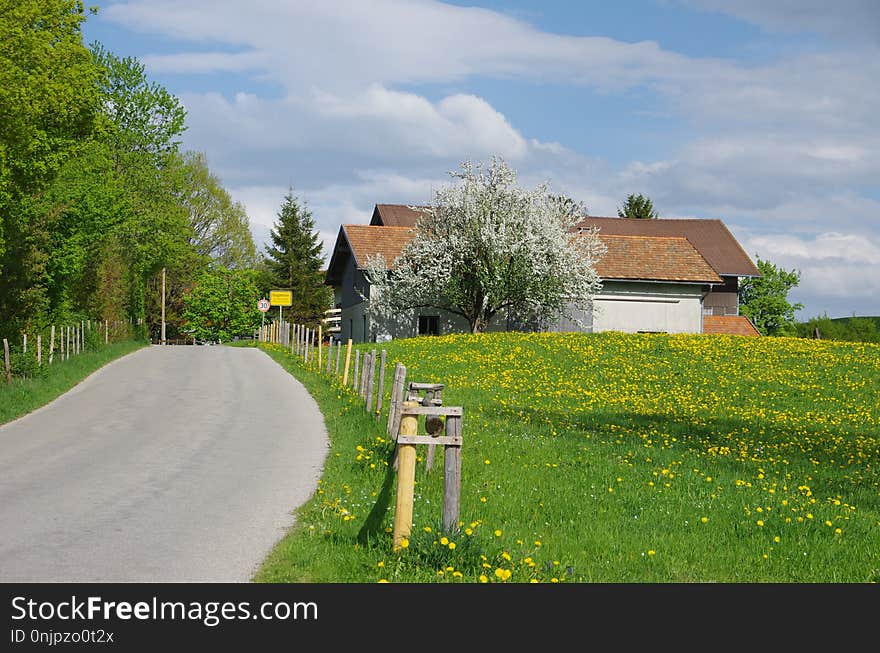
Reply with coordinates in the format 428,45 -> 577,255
318,325 -> 323,370
342,338 -> 353,386
393,400 -> 419,549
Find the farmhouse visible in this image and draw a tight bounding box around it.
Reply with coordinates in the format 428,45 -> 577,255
325,204 -> 761,342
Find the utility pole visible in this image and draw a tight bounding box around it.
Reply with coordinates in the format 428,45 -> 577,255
161,267 -> 166,345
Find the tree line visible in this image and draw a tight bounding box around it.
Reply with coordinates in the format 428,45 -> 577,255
0,2 -> 330,345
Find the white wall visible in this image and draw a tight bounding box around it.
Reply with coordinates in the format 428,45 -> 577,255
591,282 -> 703,334
343,281 -> 705,341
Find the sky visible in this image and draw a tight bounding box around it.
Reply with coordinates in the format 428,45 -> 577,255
81,0 -> 880,320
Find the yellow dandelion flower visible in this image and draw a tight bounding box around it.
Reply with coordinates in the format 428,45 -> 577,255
700,517 -> 709,524
399,538 -> 409,549
440,537 -> 449,546
448,542 -> 456,550
647,550 -> 656,556
479,575 -> 488,583
757,520 -> 764,527
377,561 -> 385,568
378,579 -> 389,583
494,529 -> 502,537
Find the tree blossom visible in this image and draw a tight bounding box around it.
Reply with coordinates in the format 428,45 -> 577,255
364,157 -> 606,334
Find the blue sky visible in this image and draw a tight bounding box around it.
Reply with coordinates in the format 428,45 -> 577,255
82,1 -> 880,319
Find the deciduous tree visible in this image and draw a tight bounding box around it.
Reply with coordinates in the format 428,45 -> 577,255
739,257 -> 804,335
365,157 -> 606,334
180,267 -> 263,342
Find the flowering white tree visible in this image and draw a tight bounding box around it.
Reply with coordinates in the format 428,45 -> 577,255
364,157 -> 606,334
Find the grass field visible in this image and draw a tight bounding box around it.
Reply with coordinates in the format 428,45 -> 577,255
252,332 -> 880,583
0,339 -> 147,426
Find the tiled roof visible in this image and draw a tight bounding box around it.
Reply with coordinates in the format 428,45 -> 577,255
370,204 -> 430,227
593,234 -> 723,283
343,224 -> 415,268
370,205 -> 760,277
577,216 -> 760,277
703,315 -> 761,336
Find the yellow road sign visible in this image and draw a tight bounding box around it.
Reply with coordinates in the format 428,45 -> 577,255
269,290 -> 293,306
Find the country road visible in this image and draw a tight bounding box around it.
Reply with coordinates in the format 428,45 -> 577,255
0,345 -> 328,582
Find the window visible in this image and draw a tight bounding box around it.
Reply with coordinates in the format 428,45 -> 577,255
418,315 -> 440,336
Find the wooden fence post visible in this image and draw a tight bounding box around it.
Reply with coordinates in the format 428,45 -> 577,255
358,351 -> 369,399
318,325 -> 323,370
387,363 -> 405,437
442,413 -> 463,533
342,339 -> 352,386
389,363 -> 407,471
393,400 -> 419,549
353,350 -> 360,391
49,325 -> 55,364
336,339 -> 342,375
105,320 -> 108,345
375,349 -> 386,419
326,338 -> 334,374
365,349 -> 376,409
23,333 -> 27,354
37,335 -> 41,366
3,338 -> 11,384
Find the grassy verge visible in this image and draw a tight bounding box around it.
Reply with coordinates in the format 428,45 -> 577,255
247,332 -> 880,583
0,339 -> 148,426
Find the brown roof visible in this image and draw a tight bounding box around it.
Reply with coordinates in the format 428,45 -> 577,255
593,234 -> 722,283
577,216 -> 760,277
370,206 -> 759,277
370,204 -> 429,227
343,224 -> 415,268
703,315 -> 761,336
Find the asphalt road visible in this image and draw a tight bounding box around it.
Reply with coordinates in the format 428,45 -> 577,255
0,345 -> 328,582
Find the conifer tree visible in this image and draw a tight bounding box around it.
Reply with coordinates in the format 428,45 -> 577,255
263,188 -> 330,323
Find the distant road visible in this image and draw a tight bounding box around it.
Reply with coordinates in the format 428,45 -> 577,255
0,345 -> 328,582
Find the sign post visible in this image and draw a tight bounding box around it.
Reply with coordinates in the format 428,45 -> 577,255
257,298 -> 270,341
269,290 -> 293,346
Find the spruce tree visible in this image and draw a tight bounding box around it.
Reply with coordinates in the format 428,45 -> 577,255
617,193 -> 658,219
263,188 -> 330,323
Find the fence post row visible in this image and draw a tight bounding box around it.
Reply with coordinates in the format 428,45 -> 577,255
253,327 -> 463,542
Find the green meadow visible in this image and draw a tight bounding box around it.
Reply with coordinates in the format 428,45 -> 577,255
250,331 -> 880,583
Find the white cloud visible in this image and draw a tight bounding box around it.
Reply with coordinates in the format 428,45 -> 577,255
747,233 -> 880,264
682,0 -> 880,43
737,230 -> 880,317
98,0 -> 880,317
